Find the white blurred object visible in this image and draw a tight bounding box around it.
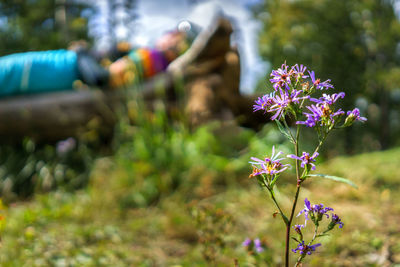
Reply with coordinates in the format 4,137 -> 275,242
90,0 -> 268,93
178,20 -> 191,32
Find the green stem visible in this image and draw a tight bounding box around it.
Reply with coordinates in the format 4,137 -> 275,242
285,184 -> 301,267
315,134 -> 326,153
299,97 -> 307,109
298,130 -> 330,180
285,125 -> 301,267
310,224 -> 319,244
262,180 -> 288,224
295,125 -> 301,180
282,118 -> 295,142
270,190 -> 289,225
294,256 -> 304,267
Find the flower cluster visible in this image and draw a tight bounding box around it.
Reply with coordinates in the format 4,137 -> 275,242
297,198 -> 334,225
292,241 -> 321,255
288,152 -> 319,171
344,108 -> 367,126
329,213 -> 344,229
248,62 -> 360,266
254,63 -> 313,120
253,93 -> 275,113
293,224 -> 304,233
308,70 -> 333,90
253,88 -> 307,120
253,62 -> 367,131
249,146 -> 289,178
310,92 -> 345,105
242,238 -> 265,254
291,199 -> 344,258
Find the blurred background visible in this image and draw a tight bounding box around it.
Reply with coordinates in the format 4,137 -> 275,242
0,0 -> 400,266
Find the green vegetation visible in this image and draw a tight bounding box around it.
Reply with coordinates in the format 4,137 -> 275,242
0,139 -> 94,202
1,123 -> 399,266
0,0 -> 92,55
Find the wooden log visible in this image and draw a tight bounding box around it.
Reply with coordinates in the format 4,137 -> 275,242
0,15 -> 268,142
0,90 -> 119,142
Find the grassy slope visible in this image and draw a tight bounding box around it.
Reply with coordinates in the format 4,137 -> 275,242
1,148 -> 400,266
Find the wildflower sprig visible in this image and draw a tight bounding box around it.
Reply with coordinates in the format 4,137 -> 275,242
291,198 -> 344,265
242,238 -> 266,254
287,151 -> 319,177
249,146 -> 290,224
248,62 -> 366,266
249,146 -> 289,188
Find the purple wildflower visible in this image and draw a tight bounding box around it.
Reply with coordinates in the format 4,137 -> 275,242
312,203 -> 334,220
293,224 -> 304,235
254,238 -> 264,253
249,146 -> 289,177
56,137 -> 76,156
293,224 -> 304,230
287,152 -> 319,170
292,241 -> 321,255
267,88 -> 308,120
297,103 -> 345,127
253,93 -> 276,113
270,63 -> 293,91
297,198 -> 334,225
330,214 -> 344,229
242,238 -> 252,247
297,198 -> 313,223
292,64 -> 309,80
308,70 -> 333,90
242,238 -> 265,254
310,92 -> 345,105
344,108 -> 367,126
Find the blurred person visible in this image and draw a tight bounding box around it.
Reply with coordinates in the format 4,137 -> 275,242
0,47 -> 108,97
108,20 -> 199,88
0,21 -> 198,98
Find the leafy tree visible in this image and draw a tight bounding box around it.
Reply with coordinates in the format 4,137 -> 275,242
258,0 -> 400,151
0,0 -> 93,55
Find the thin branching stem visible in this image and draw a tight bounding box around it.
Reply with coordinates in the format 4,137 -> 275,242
270,191 -> 288,224
295,225 -> 320,266
282,118 -> 295,142
294,256 -> 303,267
262,180 -> 288,224
285,125 -> 301,267
309,224 -> 319,245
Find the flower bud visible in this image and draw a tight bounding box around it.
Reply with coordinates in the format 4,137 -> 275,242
343,114 -> 356,127
293,224 -> 304,240
343,108 -> 367,127
327,213 -> 344,230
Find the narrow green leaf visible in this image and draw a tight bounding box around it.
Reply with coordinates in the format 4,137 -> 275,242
291,237 -> 300,243
275,120 -> 295,143
317,233 -> 330,238
281,213 -> 289,225
307,174 -> 358,189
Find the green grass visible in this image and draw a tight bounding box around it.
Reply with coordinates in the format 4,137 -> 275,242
1,145 -> 400,266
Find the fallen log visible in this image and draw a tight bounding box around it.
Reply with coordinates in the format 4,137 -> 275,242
0,15 -> 269,143
0,90 -> 118,142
